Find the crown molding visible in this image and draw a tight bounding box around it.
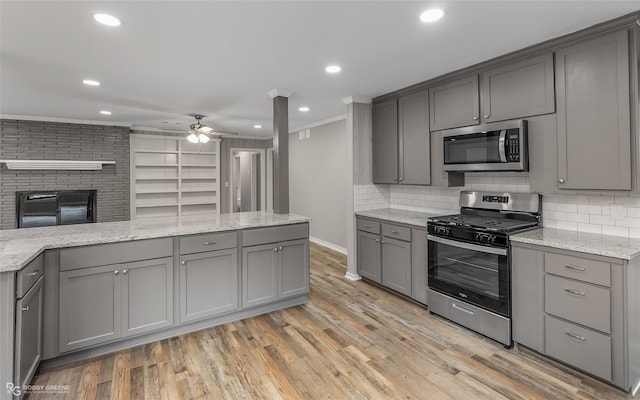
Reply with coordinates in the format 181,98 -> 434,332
289,114 -> 346,133
342,96 -> 372,105
0,114 -> 132,127
268,89 -> 293,98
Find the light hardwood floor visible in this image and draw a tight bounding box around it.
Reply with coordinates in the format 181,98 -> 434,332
28,243 -> 636,400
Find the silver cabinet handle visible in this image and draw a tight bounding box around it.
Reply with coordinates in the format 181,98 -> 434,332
381,240 -> 385,244
452,303 -> 475,315
564,288 -> 586,296
21,306 -> 30,312
473,116 -> 478,120
392,177 -> 397,182
279,246 -> 283,251
565,265 -> 585,272
559,178 -> 565,183
565,332 -> 586,341
375,239 -> 380,243
114,270 -> 119,275
274,247 -> 278,252
203,242 -> 216,245
181,260 -> 186,265
484,114 -> 490,118
27,270 -> 39,277
123,270 -> 128,275
399,177 -> 404,181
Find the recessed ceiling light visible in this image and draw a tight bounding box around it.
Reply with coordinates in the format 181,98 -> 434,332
325,65 -> 341,74
299,107 -> 310,112
420,8 -> 444,23
94,13 -> 121,27
100,110 -> 112,115
254,125 -> 262,129
82,79 -> 100,86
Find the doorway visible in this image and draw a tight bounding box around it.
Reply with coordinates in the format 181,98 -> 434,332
230,148 -> 267,212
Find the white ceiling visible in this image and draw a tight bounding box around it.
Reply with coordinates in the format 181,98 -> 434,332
1,1 -> 638,138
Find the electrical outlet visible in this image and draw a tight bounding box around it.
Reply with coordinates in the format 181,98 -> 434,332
299,130 -> 304,140
305,129 -> 311,139
224,182 -> 229,188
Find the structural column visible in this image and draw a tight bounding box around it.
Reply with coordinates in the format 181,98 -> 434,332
342,97 -> 372,281
269,89 -> 292,214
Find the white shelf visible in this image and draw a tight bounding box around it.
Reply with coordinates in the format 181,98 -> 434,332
135,163 -> 178,167
136,190 -> 180,194
181,151 -> 217,155
181,164 -> 217,167
136,203 -> 179,208
134,150 -> 179,154
1,159 -> 115,170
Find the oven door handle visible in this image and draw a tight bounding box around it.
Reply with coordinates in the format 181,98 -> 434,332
427,234 -> 508,256
498,129 -> 507,162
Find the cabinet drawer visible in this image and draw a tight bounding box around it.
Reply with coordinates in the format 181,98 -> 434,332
545,315 -> 611,381
242,223 -> 309,247
544,274 -> 610,333
382,223 -> 411,241
17,253 -> 44,298
545,252 -> 610,287
180,232 -> 237,255
60,238 -> 173,271
357,219 -> 380,235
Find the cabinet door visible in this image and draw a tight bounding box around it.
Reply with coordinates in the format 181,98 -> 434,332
14,277 -> 43,390
410,228 -> 427,305
357,231 -> 381,282
278,239 -> 310,299
429,75 -> 479,131
59,264 -> 120,352
381,237 -> 411,296
398,91 -> 430,185
179,249 -> 239,322
482,53 -> 555,122
121,257 -> 174,337
511,245 -> 544,352
372,99 -> 398,184
556,29 -> 631,190
242,244 -> 278,308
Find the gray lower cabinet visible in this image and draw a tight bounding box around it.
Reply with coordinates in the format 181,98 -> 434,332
511,242 -> 639,391
356,217 -> 427,304
179,249 -> 239,323
59,257 -> 173,353
555,29 -> 631,190
242,228 -> 310,309
14,276 -> 43,394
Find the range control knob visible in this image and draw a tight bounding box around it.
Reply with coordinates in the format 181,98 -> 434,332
435,226 -> 450,236
475,233 -> 496,244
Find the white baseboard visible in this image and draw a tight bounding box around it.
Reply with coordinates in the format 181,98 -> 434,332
309,236 -> 347,254
344,272 -> 362,281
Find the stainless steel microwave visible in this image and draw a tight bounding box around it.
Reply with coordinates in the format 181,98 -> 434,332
442,119 -> 528,172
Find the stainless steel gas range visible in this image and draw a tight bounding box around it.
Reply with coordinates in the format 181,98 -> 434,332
427,191 -> 541,347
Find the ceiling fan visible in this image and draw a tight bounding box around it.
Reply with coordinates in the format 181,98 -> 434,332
187,115 -> 238,143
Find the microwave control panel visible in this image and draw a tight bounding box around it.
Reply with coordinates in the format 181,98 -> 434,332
506,132 -> 520,162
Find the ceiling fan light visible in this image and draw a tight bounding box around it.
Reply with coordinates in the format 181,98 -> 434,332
199,126 -> 214,133
198,134 -> 210,143
187,133 -> 199,143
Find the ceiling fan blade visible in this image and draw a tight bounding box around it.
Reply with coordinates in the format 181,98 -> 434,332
209,130 -> 240,136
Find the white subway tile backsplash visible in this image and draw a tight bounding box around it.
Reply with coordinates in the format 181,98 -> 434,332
556,203 -> 578,213
577,223 -> 602,234
577,204 -> 602,215
566,213 -> 589,223
555,220 -> 578,231
589,214 -> 615,225
609,204 -> 626,219
602,226 -> 629,237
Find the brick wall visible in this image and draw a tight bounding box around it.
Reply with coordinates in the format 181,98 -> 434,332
0,119 -> 130,229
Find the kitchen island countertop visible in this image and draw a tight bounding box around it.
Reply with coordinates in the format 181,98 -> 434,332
0,211 -> 310,272
510,227 -> 640,261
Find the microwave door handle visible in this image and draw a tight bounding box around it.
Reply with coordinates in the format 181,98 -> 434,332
498,130 -> 507,162
427,234 -> 508,256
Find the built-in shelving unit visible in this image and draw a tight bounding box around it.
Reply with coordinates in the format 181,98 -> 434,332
130,134 -> 220,219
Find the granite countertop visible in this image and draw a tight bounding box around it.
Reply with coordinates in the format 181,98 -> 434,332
355,208 -> 442,228
0,211 -> 310,272
511,228 -> 640,261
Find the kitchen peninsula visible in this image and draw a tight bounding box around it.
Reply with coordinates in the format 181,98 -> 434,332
0,211 -> 310,397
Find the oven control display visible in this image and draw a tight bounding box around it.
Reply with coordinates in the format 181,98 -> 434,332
482,195 -> 509,203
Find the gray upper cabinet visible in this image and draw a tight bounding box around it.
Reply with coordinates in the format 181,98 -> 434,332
120,257 -> 173,337
372,99 -> 398,184
398,91 -> 430,185
179,249 -> 239,323
555,29 -> 631,190
481,53 -> 555,123
429,75 -> 480,131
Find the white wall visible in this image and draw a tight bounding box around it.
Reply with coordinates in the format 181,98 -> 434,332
289,119 -> 348,251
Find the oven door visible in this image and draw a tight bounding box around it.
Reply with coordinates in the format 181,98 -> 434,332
427,234 -> 510,316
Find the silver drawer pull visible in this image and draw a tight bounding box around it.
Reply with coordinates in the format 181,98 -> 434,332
123,270 -> 128,275
452,303 -> 475,315
564,288 -> 586,296
375,239 -> 380,243
114,270 -> 119,275
27,270 -> 39,277
564,265 -> 586,272
565,332 -> 586,341
274,247 -> 279,252
21,306 -> 30,312
391,231 -> 400,235
364,225 -> 372,229
203,242 -> 217,246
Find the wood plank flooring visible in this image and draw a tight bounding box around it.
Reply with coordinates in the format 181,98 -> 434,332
27,243 -> 636,399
